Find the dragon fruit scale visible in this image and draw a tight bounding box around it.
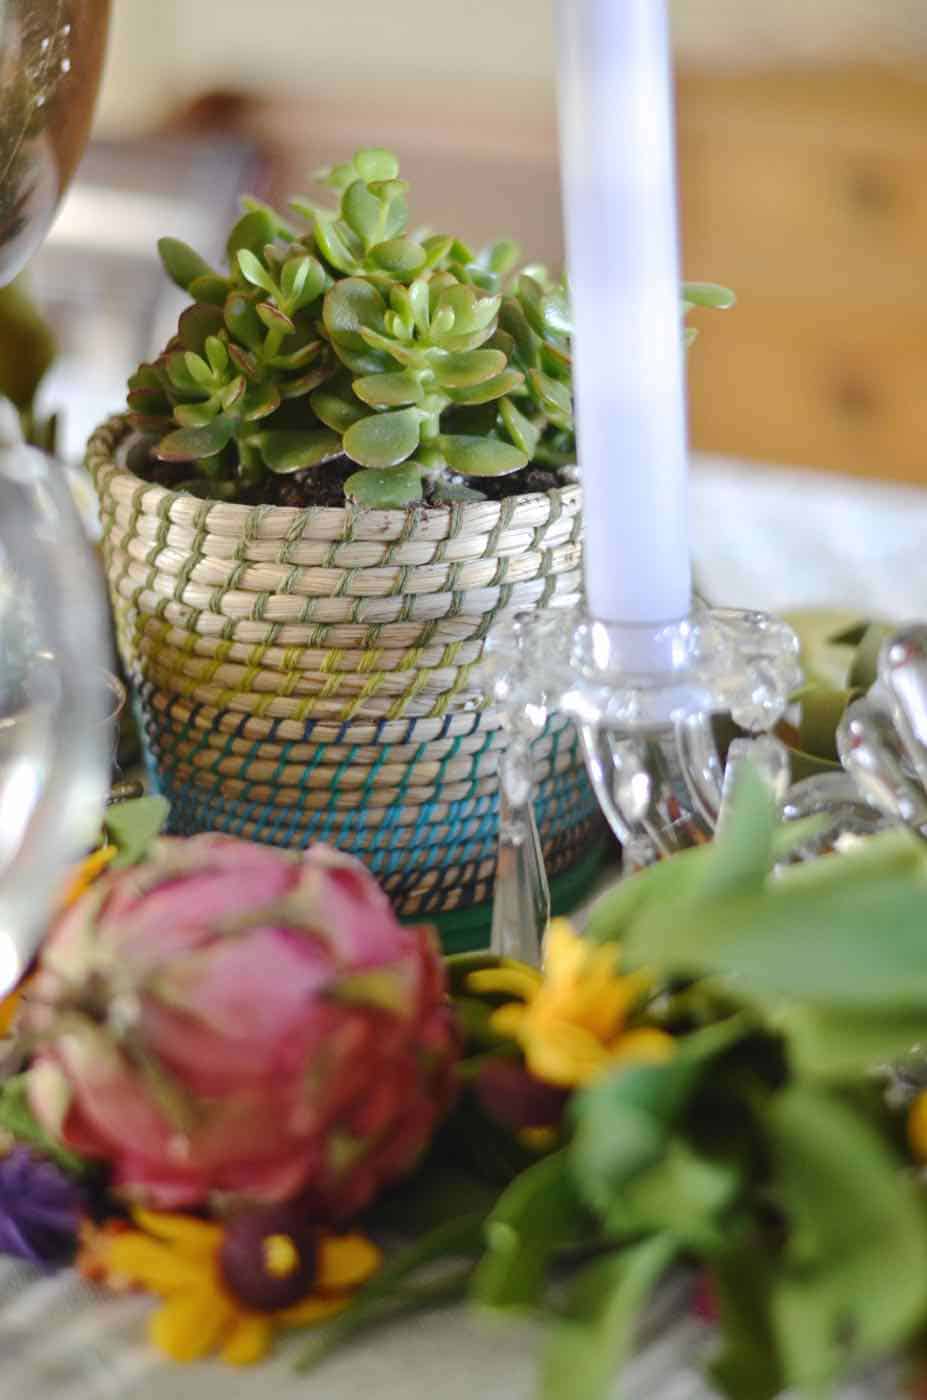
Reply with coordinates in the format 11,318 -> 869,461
24,836 -> 459,1220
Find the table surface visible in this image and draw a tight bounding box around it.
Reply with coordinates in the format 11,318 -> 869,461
8,454 -> 924,1399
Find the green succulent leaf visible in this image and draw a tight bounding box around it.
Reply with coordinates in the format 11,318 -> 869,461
323,277 -> 388,350
370,237 -> 427,281
341,179 -> 385,250
165,352 -> 204,395
499,298 -> 540,367
354,148 -> 400,183
256,301 -> 296,336
483,238 -> 521,277
155,416 -> 235,462
105,795 -> 170,869
357,328 -> 420,367
219,375 -> 247,411
499,395 -> 542,457
343,407 -> 422,468
438,434 -> 528,477
270,339 -> 324,372
177,303 -> 225,353
344,463 -> 424,508
408,278 -> 431,333
253,428 -> 342,474
203,336 -> 229,376
436,285 -> 501,337
227,344 -> 260,380
236,248 -> 278,296
241,382 -> 281,422
420,233 -> 454,271
433,348 -> 507,389
187,274 -> 231,307
227,209 -> 279,268
527,368 -> 573,427
310,380 -> 368,433
353,369 -> 425,409
445,369 -> 524,406
224,291 -> 266,352
278,363 -> 334,399
280,254 -> 326,309
173,401 -> 219,429
313,216 -> 359,275
157,237 -> 215,292
369,179 -> 409,241
683,281 -> 736,311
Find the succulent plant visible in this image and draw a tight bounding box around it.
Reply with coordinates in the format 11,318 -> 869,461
127,148 -> 733,508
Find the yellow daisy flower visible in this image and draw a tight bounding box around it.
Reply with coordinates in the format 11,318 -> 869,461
469,919 -> 675,1089
80,1208 -> 381,1366
909,1091 -> 927,1162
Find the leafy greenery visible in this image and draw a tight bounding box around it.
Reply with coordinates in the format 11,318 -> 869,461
128,147 -> 733,507
297,764 -> 927,1399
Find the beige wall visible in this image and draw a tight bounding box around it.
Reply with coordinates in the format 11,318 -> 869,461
95,0 -> 927,136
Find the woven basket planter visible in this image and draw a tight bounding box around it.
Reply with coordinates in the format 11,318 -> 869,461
88,416 -> 606,932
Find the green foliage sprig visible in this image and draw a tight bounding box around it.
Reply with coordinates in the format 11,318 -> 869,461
127,148 -> 733,507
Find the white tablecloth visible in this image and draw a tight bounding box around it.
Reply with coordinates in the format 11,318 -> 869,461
7,455 -> 923,1399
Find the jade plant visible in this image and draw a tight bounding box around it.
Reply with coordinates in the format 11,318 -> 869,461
127,148 -> 733,508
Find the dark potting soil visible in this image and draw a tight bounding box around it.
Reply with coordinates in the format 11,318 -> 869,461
139,450 -> 569,509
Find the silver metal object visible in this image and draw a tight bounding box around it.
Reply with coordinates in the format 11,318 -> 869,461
483,602 -> 803,961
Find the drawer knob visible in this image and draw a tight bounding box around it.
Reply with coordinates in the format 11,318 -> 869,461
847,166 -> 897,216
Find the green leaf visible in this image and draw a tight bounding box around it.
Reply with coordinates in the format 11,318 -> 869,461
104,796 -> 170,869
370,237 -> 427,280
446,369 -> 524,406
323,277 -> 387,350
313,216 -> 360,275
0,1076 -> 94,1178
177,303 -> 225,353
710,1242 -> 786,1400
354,148 -> 400,183
605,1140 -> 741,1251
342,179 -> 384,250
173,401 -> 219,430
236,248 -> 277,295
583,843 -> 712,945
568,1020 -> 747,1218
343,407 -> 421,468
226,208 -> 278,267
256,301 -> 296,336
420,234 -> 454,271
345,464 -> 424,508
310,382 -> 367,433
353,369 -> 425,408
436,285 -> 501,336
499,298 -> 540,367
499,395 -> 541,457
774,1004 -> 927,1080
253,428 -> 342,474
627,876 -> 927,1012
540,1236 -> 677,1400
433,349 -> 507,389
483,238 -> 521,277
369,179 -> 409,240
697,757 -> 780,899
183,351 -> 213,387
157,237 -> 215,292
540,286 -> 572,337
682,281 -> 736,311
765,1086 -> 927,1390
155,417 -> 234,462
241,381 -> 281,422
224,291 -> 266,352
474,1151 -> 592,1312
527,368 -> 573,426
204,336 -> 229,376
280,254 -> 325,310
438,434 -> 528,477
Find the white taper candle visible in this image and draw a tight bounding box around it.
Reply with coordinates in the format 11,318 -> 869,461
555,0 -> 692,626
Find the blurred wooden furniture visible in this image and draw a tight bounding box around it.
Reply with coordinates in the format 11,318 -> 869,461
678,67 -> 927,483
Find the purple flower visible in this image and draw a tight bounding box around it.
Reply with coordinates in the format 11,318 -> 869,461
0,1148 -> 84,1265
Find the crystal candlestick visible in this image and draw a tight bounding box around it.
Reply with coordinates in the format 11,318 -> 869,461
483,603 -> 803,961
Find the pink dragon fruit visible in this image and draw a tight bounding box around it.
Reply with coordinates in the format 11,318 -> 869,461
24,836 -> 459,1220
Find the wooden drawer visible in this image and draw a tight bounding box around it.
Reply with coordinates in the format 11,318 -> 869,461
686,294 -> 927,481
677,67 -> 927,480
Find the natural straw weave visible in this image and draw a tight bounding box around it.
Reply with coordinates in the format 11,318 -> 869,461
89,416 -> 605,921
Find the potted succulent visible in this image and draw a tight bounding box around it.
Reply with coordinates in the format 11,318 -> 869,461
87,147 -> 730,939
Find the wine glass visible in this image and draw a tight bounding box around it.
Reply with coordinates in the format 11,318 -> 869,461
0,0 -> 113,992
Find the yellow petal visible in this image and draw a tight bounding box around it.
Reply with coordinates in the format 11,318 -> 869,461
63,845 -> 117,907
488,1004 -> 531,1044
278,1294 -> 350,1327
317,1234 -> 382,1292
523,1021 -> 611,1088
609,1027 -> 677,1066
910,1092 -> 927,1161
148,1290 -> 234,1363
467,967 -> 542,1002
220,1315 -> 274,1366
543,919 -> 588,978
106,1235 -> 210,1295
132,1209 -> 223,1258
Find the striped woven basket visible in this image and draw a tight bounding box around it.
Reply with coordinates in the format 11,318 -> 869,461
88,416 -> 607,936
